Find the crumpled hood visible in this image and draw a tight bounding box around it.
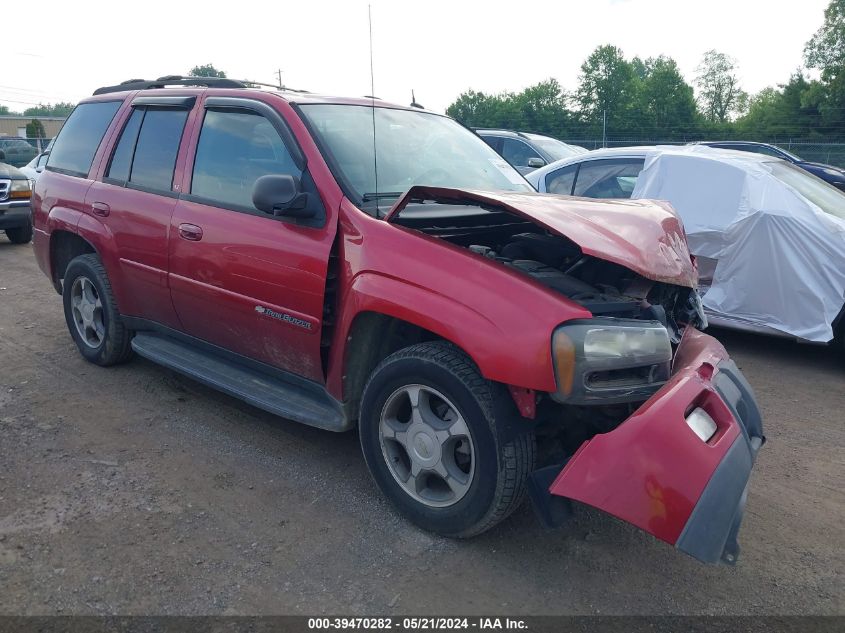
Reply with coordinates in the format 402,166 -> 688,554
385,186 -> 697,288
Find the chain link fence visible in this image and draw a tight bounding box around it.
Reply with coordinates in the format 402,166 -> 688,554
562,139 -> 845,168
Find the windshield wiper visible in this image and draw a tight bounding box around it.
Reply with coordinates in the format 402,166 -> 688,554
361,192 -> 403,202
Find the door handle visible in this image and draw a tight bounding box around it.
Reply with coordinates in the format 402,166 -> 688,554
91,202 -> 110,217
178,223 -> 203,241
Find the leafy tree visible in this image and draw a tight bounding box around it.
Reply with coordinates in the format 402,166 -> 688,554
189,64 -> 227,78
635,56 -> 699,138
22,102 -> 75,117
695,50 -> 748,123
25,119 -> 46,138
0,104 -> 10,115
576,45 -> 637,132
805,0 -> 845,75
804,0 -> 845,132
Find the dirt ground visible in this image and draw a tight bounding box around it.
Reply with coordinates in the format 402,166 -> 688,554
0,234 -> 842,616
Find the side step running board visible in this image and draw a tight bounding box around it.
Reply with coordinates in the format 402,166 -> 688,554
131,333 -> 350,432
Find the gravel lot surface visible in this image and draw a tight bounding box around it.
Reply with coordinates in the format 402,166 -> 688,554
0,235 -> 842,615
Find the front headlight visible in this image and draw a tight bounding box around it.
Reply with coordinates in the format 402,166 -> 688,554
10,179 -> 32,200
552,318 -> 672,405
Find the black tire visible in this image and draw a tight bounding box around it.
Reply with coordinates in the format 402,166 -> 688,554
62,254 -> 133,366
359,341 -> 535,537
5,222 -> 33,244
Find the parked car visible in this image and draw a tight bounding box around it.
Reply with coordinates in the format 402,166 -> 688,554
32,76 -> 763,564
19,151 -> 50,185
696,141 -> 845,192
476,129 -> 586,174
0,162 -> 33,243
0,136 -> 39,168
527,145 -> 845,347
19,139 -> 54,185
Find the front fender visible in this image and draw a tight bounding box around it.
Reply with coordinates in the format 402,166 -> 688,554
331,270 -> 560,396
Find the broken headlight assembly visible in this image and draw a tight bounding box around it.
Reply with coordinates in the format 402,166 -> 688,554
552,318 -> 672,405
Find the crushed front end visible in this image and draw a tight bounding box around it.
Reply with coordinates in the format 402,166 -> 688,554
535,326 -> 764,564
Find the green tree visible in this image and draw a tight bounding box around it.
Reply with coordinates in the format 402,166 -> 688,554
695,50 -> 748,123
25,119 -> 46,138
805,0 -> 845,133
576,45 -> 637,133
23,102 -> 74,117
636,56 -> 699,138
0,104 -> 10,115
189,64 -> 227,78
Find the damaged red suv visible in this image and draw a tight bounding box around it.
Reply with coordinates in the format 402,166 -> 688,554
32,76 -> 764,564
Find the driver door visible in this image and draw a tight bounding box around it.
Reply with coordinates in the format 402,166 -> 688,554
168,97 -> 336,382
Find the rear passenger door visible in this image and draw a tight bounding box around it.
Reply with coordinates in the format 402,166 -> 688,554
85,96 -> 194,329
168,96 -> 334,383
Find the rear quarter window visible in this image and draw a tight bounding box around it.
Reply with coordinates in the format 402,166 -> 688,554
47,101 -> 122,177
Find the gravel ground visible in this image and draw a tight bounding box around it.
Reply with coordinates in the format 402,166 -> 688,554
0,235 -> 842,616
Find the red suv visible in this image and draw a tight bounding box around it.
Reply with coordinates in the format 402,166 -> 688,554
32,76 -> 764,564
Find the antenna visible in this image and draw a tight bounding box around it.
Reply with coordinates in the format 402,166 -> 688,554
276,69 -> 283,90
411,90 -> 424,109
368,4 -> 379,212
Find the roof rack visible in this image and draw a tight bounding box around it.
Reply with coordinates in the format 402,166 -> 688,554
93,75 -> 311,96
93,75 -> 248,95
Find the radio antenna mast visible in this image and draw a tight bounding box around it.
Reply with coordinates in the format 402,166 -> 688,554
368,4 -> 380,213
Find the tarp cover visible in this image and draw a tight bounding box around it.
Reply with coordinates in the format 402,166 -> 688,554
631,146 -> 845,342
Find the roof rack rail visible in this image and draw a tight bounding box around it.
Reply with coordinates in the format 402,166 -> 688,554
93,75 -> 250,95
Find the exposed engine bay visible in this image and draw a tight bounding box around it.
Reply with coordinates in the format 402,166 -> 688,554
394,206 -> 706,342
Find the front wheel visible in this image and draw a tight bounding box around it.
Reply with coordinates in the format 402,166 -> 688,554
359,342 -> 535,537
5,223 -> 33,244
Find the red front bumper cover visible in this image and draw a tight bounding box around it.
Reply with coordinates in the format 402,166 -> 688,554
536,328 -> 764,564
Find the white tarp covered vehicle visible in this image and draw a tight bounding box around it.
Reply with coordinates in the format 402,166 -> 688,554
528,146 -> 845,343
631,147 -> 845,342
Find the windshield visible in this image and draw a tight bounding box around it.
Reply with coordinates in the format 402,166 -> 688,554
299,104 -> 532,213
529,137 -> 586,161
768,161 -> 845,219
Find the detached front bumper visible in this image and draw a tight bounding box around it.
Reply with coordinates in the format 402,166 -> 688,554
541,328 -> 764,564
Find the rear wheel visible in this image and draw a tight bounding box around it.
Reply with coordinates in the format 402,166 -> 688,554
62,254 -> 133,366
359,342 -> 535,537
5,223 -> 33,244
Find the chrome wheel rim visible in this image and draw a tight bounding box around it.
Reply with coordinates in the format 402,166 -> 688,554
379,384 -> 475,508
70,276 -> 105,348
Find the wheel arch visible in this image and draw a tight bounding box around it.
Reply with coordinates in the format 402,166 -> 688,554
49,230 -> 98,293
340,311 -> 450,423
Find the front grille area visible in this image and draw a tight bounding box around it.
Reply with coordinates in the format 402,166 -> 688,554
0,179 -> 10,202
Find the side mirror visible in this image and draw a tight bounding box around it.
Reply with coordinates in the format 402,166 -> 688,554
36,151 -> 49,172
252,174 -> 316,219
527,157 -> 546,168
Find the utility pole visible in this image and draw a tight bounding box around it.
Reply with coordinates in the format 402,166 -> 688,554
276,69 -> 283,90
602,109 -> 607,148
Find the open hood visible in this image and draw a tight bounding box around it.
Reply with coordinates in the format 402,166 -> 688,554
385,187 -> 697,288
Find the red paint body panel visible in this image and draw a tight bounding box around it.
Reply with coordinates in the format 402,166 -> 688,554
323,198 -> 593,400
549,328 -> 738,545
165,92 -> 342,381
386,187 -> 698,288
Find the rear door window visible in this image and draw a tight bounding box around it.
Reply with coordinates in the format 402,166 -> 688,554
572,159 -> 645,198
105,109 -> 144,183
47,101 -> 122,177
128,109 -> 189,191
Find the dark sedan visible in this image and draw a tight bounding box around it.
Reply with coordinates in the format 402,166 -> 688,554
697,141 -> 845,192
